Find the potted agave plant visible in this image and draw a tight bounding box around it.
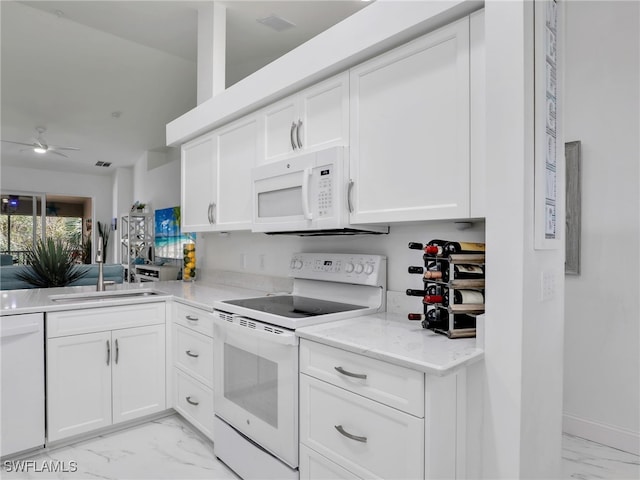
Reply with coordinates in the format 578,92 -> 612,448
17,238 -> 89,288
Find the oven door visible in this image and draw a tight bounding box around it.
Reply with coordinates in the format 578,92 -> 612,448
212,312 -> 299,468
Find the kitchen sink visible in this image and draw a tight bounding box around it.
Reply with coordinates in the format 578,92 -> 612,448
49,289 -> 162,303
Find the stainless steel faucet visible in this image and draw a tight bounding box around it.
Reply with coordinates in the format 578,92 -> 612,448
96,235 -> 105,291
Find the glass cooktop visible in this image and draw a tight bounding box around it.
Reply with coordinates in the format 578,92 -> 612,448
221,295 -> 366,319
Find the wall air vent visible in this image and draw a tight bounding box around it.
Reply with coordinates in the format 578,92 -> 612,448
95,161 -> 112,167
256,14 -> 296,32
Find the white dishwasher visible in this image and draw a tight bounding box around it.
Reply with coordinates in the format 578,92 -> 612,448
1,312 -> 45,457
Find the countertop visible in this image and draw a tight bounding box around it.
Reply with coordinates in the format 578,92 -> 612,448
296,312 -> 484,376
1,282 -> 484,376
0,281 -> 267,316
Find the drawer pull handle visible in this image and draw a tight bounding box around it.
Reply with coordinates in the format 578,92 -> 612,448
335,425 -> 367,443
186,396 -> 199,406
185,350 -> 199,358
185,315 -> 199,322
334,366 -> 367,380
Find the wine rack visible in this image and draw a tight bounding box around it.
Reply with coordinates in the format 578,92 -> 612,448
407,246 -> 485,339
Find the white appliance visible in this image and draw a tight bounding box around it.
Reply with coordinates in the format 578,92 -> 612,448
251,147 -> 388,235
212,253 -> 386,480
1,313 -> 45,457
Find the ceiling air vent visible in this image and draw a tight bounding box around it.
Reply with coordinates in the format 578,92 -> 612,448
256,14 -> 296,32
95,161 -> 111,168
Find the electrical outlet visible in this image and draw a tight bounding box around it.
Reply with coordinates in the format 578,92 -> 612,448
541,271 -> 555,302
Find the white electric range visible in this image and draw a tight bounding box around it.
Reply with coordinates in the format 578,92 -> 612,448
211,253 -> 386,480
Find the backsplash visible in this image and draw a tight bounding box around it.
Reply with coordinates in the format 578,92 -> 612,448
196,220 -> 486,293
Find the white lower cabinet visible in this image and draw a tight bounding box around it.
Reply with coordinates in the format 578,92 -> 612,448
300,339 -> 461,480
171,303 -> 215,440
299,444 -> 362,480
46,303 -> 166,442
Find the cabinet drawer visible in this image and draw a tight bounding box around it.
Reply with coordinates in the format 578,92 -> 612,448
300,375 -> 424,480
300,340 -> 424,417
300,444 -> 362,480
173,324 -> 213,387
173,303 -> 214,338
47,302 -> 166,338
173,368 -> 214,440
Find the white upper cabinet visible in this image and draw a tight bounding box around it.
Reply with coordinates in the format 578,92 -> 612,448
181,115 -> 258,232
215,116 -> 259,230
260,72 -> 349,165
470,9 -> 486,218
349,17 -> 471,224
181,132 -> 218,232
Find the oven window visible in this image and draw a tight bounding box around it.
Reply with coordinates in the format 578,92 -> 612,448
223,344 -> 278,428
258,187 -> 303,218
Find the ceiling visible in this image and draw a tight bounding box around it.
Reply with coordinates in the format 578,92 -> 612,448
0,0 -> 370,176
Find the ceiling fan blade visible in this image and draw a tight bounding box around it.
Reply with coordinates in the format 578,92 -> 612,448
48,150 -> 69,158
50,145 -> 80,151
1,139 -> 36,147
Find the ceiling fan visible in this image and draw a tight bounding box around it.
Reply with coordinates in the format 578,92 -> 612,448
1,127 -> 80,158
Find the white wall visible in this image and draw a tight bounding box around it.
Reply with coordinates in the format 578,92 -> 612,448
563,1 -> 640,454
132,149 -> 181,213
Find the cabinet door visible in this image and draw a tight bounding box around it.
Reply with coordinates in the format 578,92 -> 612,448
112,324 -> 166,424
300,444 -> 362,480
215,115 -> 259,230
262,96 -> 298,163
298,73 -> 349,153
349,17 -> 470,223
181,131 -> 218,232
47,331 -> 112,442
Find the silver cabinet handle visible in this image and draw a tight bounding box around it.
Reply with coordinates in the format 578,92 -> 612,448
106,340 -> 111,366
115,338 -> 119,364
290,122 -> 297,150
207,203 -> 211,224
186,396 -> 199,406
185,315 -> 199,322
334,366 -> 367,380
296,119 -> 303,149
185,350 -> 199,358
211,201 -> 216,224
347,180 -> 354,213
335,425 -> 367,443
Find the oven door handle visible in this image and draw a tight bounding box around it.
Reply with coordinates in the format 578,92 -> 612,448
213,315 -> 298,347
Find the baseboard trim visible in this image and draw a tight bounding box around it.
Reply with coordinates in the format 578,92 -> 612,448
563,413 -> 640,455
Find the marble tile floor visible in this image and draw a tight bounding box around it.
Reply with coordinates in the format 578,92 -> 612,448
2,414 -> 638,480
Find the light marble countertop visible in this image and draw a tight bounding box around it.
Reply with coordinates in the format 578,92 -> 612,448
1,282 -> 484,376
0,280 -> 268,316
296,312 -> 484,376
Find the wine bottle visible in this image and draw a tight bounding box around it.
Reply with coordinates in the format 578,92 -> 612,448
443,289 -> 485,306
425,307 -> 476,330
423,263 -> 485,282
423,288 -> 484,306
422,260 -> 447,280
406,284 -> 441,297
407,313 -> 426,321
408,242 -> 424,250
423,239 -> 486,257
408,266 -> 424,274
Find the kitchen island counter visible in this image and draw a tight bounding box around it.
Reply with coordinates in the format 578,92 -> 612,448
296,312 -> 484,376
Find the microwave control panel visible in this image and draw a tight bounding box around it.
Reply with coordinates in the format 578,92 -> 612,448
314,165 -> 333,218
288,253 -> 387,287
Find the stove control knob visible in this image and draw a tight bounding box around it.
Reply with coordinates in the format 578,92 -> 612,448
364,264 -> 374,275
354,263 -> 364,274
293,260 -> 303,270
345,262 -> 355,273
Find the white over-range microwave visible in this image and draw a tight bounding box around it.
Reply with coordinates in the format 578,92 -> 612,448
251,147 -> 388,235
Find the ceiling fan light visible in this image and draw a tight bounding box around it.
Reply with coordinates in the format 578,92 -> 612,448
34,147 -> 47,154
